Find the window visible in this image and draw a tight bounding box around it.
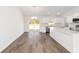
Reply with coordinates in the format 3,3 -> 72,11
29,19 -> 40,30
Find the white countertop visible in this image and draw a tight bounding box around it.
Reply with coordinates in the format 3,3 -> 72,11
50,27 -> 79,35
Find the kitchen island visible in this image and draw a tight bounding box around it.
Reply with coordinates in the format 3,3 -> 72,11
50,27 -> 79,53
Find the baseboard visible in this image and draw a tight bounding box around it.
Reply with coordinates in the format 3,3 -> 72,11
0,32 -> 24,52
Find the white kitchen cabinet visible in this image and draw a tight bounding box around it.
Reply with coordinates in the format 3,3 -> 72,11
50,27 -> 73,52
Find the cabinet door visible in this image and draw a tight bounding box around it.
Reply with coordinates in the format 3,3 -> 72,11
73,35 -> 79,52
50,29 -> 73,52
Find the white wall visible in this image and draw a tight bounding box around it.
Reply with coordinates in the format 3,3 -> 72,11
0,7 -> 24,52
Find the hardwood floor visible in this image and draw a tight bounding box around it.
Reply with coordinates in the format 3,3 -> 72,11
2,32 -> 70,53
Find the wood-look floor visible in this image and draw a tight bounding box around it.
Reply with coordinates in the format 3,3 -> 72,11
2,32 -> 70,53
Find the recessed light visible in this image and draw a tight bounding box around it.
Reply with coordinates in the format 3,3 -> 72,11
57,12 -> 60,15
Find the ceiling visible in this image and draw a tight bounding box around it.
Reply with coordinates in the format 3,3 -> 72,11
20,6 -> 77,17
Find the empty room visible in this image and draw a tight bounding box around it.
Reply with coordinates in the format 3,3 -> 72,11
0,6 -> 79,53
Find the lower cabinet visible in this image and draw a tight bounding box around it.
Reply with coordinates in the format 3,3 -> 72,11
50,28 -> 73,52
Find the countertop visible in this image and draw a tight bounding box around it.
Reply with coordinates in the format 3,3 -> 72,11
50,27 -> 79,35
